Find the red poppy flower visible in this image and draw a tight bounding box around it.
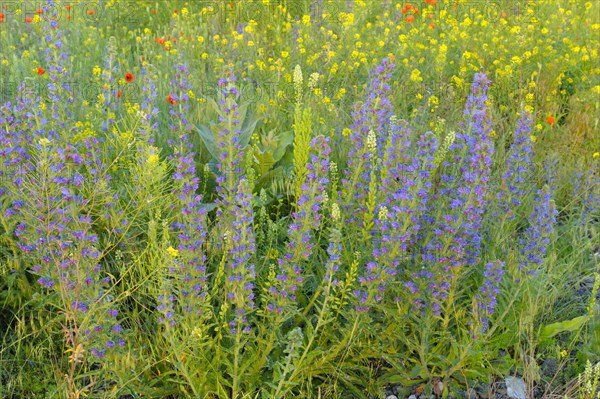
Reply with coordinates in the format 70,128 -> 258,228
152,10 -> 157,15
167,95 -> 176,105
36,67 -> 45,75
36,8 -> 43,14
0,13 -> 4,22
405,3 -> 413,10
546,116 -> 555,125
116,90 -> 122,98
87,9 -> 94,15
406,15 -> 415,23
125,73 -> 134,83
25,16 -> 33,23
65,5 -> 71,10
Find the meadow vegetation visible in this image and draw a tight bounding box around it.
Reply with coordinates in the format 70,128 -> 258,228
0,0 -> 599,398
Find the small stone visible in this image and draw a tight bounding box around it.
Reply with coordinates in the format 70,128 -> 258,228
385,396 -> 398,399
408,395 -> 417,399
505,376 -> 527,399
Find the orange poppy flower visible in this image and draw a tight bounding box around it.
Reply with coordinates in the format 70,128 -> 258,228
125,73 -> 134,83
501,12 -> 507,18
406,15 -> 415,23
0,13 -> 4,22
405,4 -> 413,10
116,90 -> 122,98
36,67 -> 45,75
87,9 -> 94,15
152,9 -> 157,15
428,13 -> 434,19
65,5 -> 71,10
67,15 -> 71,20
546,116 -> 555,125
429,23 -> 435,29
156,38 -> 165,44
25,16 -> 33,23
413,7 -> 419,13
167,95 -> 176,105
36,8 -> 43,14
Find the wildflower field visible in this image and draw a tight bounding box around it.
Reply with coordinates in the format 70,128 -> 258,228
0,0 -> 599,398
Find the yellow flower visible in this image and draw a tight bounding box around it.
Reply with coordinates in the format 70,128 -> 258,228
593,152 -> 599,159
530,135 -> 537,143
281,50 -> 289,58
147,154 -> 159,165
410,69 -> 423,82
342,128 -> 351,137
166,246 -> 179,257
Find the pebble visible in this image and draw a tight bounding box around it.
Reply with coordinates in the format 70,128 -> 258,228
385,396 -> 398,399
505,376 -> 527,399
408,395 -> 417,399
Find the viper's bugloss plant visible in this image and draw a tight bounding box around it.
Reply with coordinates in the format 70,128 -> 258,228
270,134 -> 330,313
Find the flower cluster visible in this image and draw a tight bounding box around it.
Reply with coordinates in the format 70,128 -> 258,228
224,178 -> 256,334
420,72 -> 493,316
477,260 -> 505,334
269,135 -> 330,312
341,58 -> 395,226
520,166 -> 558,273
498,112 -> 535,215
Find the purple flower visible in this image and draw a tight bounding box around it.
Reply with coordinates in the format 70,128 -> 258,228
477,261 -> 504,333
520,163 -> 557,272
269,136 -> 331,311
498,112 -> 534,215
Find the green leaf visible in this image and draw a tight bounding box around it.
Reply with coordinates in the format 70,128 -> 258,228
196,123 -> 220,160
540,315 -> 588,339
